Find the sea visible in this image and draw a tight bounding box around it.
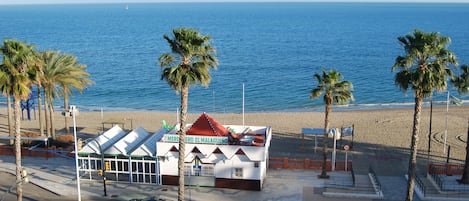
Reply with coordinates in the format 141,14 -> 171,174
1,2 -> 468,113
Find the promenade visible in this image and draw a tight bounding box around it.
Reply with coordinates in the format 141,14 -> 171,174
2,135 -> 469,200
1,155 -> 401,201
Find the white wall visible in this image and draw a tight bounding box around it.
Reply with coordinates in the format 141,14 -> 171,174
215,154 -> 262,180
159,151 -> 179,175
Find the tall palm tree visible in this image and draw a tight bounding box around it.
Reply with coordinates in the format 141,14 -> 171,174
452,64 -> 469,184
392,29 -> 457,201
1,38 -> 40,201
58,56 -> 93,134
310,68 -> 353,179
29,61 -> 45,137
158,27 -> 218,201
40,50 -> 93,138
40,50 -> 61,138
0,68 -> 14,144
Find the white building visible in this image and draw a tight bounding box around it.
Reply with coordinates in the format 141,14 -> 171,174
78,112 -> 272,191
157,113 -> 272,191
78,125 -> 167,184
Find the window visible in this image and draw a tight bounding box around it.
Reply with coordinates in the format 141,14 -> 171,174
234,168 -> 243,178
184,164 -> 192,176
254,162 -> 259,168
202,166 -> 214,176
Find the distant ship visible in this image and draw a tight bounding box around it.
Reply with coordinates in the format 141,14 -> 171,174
125,5 -> 129,10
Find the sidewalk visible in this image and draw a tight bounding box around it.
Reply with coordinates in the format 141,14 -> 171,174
1,155 -> 380,201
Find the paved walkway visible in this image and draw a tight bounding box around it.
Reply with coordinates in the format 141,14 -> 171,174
2,154 -> 468,201
0,155 -> 381,201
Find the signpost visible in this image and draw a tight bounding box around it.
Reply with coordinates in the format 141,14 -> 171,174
344,144 -> 350,171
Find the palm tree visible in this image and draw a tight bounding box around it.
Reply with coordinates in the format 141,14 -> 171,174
40,50 -> 61,138
392,29 -> 457,201
1,38 -> 40,201
453,64 -> 469,184
58,56 -> 93,134
310,68 -> 354,179
158,27 -> 218,201
39,50 -> 93,138
29,60 -> 45,137
0,68 -> 14,144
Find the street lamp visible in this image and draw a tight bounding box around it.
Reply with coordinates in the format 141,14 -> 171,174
63,105 -> 81,201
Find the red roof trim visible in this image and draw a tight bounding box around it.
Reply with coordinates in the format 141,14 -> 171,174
187,113 -> 229,136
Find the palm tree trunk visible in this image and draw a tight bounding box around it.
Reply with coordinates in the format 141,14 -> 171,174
7,93 -> 14,145
458,119 -> 469,184
49,100 -> 56,139
44,98 -> 50,138
64,94 -> 70,134
14,98 -> 23,201
178,86 -> 188,201
406,96 -> 423,201
37,87 -> 44,136
319,102 -> 331,179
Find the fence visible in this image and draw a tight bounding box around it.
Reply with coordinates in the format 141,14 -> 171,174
428,163 -> 464,176
268,157 -> 352,171
0,145 -> 71,159
427,163 -> 469,196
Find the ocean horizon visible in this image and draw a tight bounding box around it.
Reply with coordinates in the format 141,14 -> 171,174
1,2 -> 468,113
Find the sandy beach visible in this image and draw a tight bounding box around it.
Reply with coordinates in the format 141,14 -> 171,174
1,105 -> 468,172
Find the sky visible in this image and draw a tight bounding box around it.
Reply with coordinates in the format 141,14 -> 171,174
1,0 -> 469,5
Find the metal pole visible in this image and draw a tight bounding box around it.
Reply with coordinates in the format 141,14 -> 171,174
444,92 -> 449,153
332,130 -> 336,171
242,82 -> 245,127
345,151 -> 348,171
212,90 -> 215,114
97,142 -> 107,196
447,145 -> 451,164
428,97 -> 433,170
71,106 -> 82,201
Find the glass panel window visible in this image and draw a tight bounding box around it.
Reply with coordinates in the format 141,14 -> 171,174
201,166 -> 214,176
193,166 -> 201,176
184,164 -> 192,176
118,161 -> 123,171
234,168 -> 243,178
111,161 -> 116,171
124,162 -> 129,171
151,163 -> 156,173
254,162 -> 259,168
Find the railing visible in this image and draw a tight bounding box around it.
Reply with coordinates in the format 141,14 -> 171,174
428,163 -> 464,175
414,174 -> 426,195
429,166 -> 445,190
269,157 -> 352,171
423,163 -> 469,198
368,166 -> 381,192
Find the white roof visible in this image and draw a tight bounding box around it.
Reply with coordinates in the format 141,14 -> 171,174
157,125 -> 272,162
104,126 -> 150,156
79,123 -> 271,161
129,128 -> 167,157
79,125 -> 127,155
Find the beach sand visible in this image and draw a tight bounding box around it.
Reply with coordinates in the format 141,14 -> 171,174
1,105 -> 468,174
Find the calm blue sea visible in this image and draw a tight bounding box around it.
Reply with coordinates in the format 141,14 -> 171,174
1,3 -> 468,113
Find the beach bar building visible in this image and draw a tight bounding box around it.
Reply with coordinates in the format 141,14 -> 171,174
157,113 -> 272,191
77,112 -> 272,191
78,125 -> 167,184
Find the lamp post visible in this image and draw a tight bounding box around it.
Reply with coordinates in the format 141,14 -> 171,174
63,105 -> 81,201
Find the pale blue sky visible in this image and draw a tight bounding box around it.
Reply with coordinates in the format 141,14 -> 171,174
2,0 -> 469,5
